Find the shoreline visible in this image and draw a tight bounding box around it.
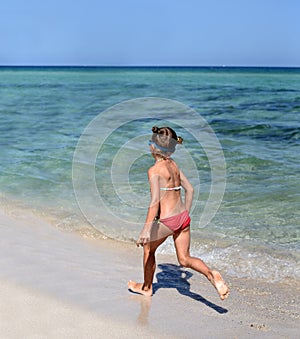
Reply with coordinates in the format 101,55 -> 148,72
2,193 -> 298,285
0,207 -> 299,338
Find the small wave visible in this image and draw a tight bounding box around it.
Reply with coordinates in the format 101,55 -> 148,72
158,235 -> 300,283
0,83 -> 67,90
206,244 -> 299,283
211,118 -> 300,142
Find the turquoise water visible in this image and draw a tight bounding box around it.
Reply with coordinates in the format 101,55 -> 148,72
0,66 -> 299,282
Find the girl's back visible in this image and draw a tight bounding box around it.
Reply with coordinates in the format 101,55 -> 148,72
151,158 -> 185,218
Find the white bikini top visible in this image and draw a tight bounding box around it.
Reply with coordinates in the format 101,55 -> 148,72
160,185 -> 182,191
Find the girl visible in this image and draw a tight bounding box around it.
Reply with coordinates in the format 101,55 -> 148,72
128,126 -> 229,300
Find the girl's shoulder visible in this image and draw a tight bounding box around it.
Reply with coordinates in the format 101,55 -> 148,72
147,165 -> 162,182
148,163 -> 159,175
149,158 -> 179,173
148,162 -> 161,175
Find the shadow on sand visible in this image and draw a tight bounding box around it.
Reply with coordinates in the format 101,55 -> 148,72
153,263 -> 228,314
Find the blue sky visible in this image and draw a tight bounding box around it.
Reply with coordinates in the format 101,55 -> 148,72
1,0 -> 299,66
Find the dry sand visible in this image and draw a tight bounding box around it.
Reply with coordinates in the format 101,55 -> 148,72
0,207 -> 299,338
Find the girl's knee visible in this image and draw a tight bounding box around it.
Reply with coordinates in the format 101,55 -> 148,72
143,244 -> 157,256
177,255 -> 190,268
143,244 -> 151,254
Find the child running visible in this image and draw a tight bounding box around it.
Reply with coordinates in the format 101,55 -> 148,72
128,126 -> 229,300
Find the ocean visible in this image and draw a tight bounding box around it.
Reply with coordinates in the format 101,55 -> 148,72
0,66 -> 299,282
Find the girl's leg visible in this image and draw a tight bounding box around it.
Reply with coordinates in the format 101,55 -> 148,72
142,236 -> 168,293
173,227 -> 229,300
128,222 -> 171,296
128,236 -> 167,296
173,227 -> 212,278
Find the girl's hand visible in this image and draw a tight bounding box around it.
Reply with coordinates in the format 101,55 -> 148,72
136,229 -> 151,247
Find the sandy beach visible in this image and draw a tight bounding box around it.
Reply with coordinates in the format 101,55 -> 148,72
0,207 -> 299,339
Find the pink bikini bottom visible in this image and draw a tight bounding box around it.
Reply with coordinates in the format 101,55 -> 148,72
160,210 -> 191,232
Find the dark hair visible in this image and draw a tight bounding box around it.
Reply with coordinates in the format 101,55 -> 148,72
151,126 -> 183,156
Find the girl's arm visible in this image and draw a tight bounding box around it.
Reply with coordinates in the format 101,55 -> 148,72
136,168 -> 160,246
180,169 -> 194,212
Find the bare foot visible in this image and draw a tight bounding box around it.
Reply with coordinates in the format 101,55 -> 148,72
211,270 -> 230,300
127,281 -> 153,296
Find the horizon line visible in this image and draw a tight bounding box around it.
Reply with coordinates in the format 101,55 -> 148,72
0,64 -> 300,69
